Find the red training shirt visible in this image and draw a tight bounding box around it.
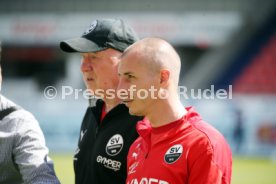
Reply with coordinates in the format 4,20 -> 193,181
126,107 -> 232,184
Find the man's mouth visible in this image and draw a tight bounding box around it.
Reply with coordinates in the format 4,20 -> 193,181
86,77 -> 94,81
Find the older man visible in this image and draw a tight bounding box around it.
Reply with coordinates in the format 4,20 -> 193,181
60,19 -> 142,184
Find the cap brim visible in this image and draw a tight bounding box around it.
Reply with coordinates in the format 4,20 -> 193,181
60,37 -> 107,53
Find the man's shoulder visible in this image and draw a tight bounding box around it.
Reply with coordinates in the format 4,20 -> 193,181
185,119 -> 231,163
190,119 -> 226,144
184,107 -> 227,146
0,95 -> 36,122
2,109 -> 39,131
0,95 -> 17,110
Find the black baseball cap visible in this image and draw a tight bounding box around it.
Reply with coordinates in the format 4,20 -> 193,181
60,19 -> 138,53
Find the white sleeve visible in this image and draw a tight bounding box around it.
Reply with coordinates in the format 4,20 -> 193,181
12,110 -> 60,184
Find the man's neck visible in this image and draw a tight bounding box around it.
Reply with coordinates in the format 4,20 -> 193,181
104,97 -> 121,112
147,99 -> 187,128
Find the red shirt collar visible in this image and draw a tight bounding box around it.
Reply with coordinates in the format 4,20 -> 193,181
136,107 -> 201,145
100,103 -> 107,122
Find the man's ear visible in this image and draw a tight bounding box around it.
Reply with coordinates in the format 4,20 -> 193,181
160,69 -> 170,86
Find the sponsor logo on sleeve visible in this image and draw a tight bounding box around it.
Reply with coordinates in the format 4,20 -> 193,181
80,129 -> 87,141
73,129 -> 87,161
128,161 -> 139,175
73,148 -> 80,161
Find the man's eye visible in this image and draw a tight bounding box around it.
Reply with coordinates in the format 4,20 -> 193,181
90,55 -> 97,59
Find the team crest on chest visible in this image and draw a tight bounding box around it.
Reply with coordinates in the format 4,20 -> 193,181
164,144 -> 183,164
106,134 -> 124,156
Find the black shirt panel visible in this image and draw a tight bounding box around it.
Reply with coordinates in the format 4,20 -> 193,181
74,100 -> 142,184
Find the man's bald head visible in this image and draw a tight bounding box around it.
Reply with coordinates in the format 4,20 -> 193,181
122,37 -> 181,87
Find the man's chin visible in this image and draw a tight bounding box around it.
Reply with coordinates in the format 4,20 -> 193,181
128,110 -> 137,116
128,108 -> 143,116
86,87 -> 105,98
86,86 -> 97,92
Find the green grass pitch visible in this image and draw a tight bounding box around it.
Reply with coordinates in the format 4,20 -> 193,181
50,154 -> 276,184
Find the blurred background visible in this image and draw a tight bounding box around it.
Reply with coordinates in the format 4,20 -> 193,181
0,0 -> 276,183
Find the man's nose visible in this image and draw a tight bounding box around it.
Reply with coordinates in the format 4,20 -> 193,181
117,78 -> 131,100
118,77 -> 130,91
81,60 -> 93,72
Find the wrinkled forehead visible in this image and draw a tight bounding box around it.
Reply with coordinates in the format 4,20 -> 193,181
81,48 -> 122,57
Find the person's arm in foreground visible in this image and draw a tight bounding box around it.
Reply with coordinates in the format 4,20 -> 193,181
12,110 -> 60,184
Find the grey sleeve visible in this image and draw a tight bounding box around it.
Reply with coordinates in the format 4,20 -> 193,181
12,110 -> 60,184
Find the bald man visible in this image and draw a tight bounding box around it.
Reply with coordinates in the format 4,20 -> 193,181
117,38 -> 232,184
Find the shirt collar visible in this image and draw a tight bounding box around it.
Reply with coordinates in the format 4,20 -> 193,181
136,107 -> 202,146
